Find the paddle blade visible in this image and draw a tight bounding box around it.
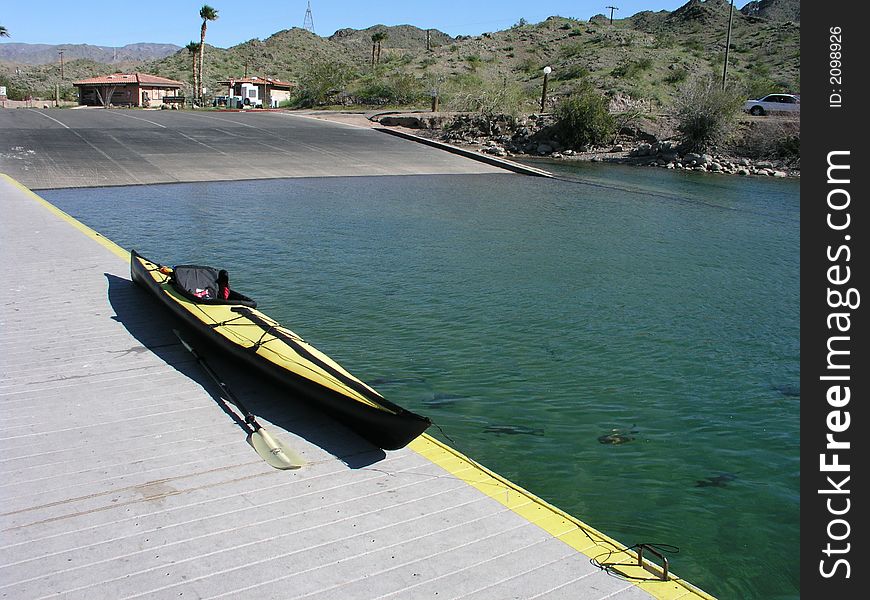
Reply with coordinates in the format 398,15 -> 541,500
248,428 -> 304,470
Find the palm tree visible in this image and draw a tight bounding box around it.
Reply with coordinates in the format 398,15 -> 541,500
371,31 -> 388,66
198,5 -> 219,100
185,42 -> 201,100
0,25 -> 10,37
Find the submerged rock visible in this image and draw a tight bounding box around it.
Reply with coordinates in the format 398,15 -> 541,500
597,426 -> 639,445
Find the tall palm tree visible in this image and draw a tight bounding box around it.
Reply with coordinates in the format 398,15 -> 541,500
185,42 -> 201,99
198,5 -> 219,100
371,31 -> 388,66
0,25 -> 10,38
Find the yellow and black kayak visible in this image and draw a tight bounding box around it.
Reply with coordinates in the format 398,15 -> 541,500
131,250 -> 431,450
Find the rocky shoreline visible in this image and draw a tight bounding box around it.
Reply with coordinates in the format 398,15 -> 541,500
375,111 -> 800,179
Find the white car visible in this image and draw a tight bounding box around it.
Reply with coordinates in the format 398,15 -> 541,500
744,94 -> 800,116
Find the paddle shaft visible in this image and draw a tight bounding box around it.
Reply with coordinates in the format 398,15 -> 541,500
173,329 -> 304,470
174,331 -> 262,432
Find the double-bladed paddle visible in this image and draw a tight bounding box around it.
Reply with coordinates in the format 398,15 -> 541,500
173,329 -> 304,470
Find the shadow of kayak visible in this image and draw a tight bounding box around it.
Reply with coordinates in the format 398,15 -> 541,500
105,273 -> 386,468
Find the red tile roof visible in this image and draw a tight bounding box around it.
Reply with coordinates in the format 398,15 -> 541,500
73,72 -> 183,87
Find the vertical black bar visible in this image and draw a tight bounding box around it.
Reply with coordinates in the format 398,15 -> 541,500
802,1 -> 867,596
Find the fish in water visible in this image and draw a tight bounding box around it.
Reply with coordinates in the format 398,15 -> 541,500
598,426 -> 638,445
772,384 -> 800,398
422,392 -> 467,408
483,424 -> 544,436
695,473 -> 738,488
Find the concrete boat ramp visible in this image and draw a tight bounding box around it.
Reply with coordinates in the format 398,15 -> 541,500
1,109 -> 713,599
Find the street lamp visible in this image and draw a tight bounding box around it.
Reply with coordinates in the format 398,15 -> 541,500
540,66 -> 552,112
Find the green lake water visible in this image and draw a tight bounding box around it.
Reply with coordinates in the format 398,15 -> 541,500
43,163 -> 799,599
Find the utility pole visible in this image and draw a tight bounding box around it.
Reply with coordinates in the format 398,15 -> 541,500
58,49 -> 65,79
426,29 -> 431,52
606,6 -> 619,25
721,0 -> 734,90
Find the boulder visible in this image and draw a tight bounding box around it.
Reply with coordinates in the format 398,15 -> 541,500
635,143 -> 652,156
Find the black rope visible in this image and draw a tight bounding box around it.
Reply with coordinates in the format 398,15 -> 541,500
208,314 -> 249,328
430,421 -> 459,447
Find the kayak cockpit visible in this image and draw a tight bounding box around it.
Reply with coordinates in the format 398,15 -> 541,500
166,263 -> 257,307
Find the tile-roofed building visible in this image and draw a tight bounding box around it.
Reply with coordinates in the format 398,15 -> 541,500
73,72 -> 185,107
216,76 -> 295,108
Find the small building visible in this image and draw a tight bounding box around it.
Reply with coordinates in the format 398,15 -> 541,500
217,77 -> 295,108
73,73 -> 185,107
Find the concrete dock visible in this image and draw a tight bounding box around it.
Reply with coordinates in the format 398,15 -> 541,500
1,108 -> 714,599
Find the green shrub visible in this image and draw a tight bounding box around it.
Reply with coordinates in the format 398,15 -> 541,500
0,75 -> 27,100
556,64 -> 590,81
354,72 -> 425,105
671,76 -> 745,152
465,55 -> 482,71
682,39 -> 705,53
559,41 -> 584,59
664,67 -> 689,85
441,75 -> 530,118
612,58 -> 653,79
517,57 -> 540,75
636,58 -> 654,70
554,82 -> 616,147
654,34 -> 676,49
289,60 -> 357,108
740,75 -> 786,99
777,134 -> 800,163
731,119 -> 800,164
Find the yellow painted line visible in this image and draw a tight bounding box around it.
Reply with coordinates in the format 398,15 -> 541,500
1,173 -> 130,261
409,434 -> 717,600
5,173 -> 715,599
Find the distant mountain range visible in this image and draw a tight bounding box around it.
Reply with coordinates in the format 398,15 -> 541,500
0,1 -> 799,67
0,42 -> 181,65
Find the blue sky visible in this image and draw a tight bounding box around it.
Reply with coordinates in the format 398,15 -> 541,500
1,1 -> 748,47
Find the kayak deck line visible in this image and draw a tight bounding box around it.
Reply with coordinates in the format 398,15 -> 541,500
1,173 -> 716,599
